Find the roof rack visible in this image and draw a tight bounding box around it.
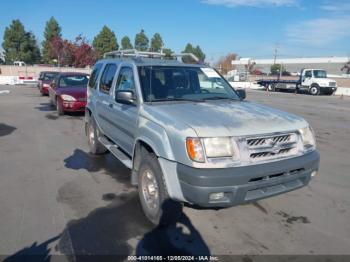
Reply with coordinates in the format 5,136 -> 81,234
103,49 -> 199,62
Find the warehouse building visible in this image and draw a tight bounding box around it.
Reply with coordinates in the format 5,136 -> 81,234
231,56 -> 350,76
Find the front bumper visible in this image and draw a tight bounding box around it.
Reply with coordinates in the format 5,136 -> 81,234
177,151 -> 320,207
320,86 -> 337,92
62,101 -> 86,112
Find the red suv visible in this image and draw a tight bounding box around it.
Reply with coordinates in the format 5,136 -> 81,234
48,72 -> 89,115
38,71 -> 59,95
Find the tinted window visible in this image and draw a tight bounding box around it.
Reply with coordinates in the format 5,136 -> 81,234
115,67 -> 135,92
88,63 -> 103,89
305,70 -> 312,78
100,64 -> 117,94
59,75 -> 89,88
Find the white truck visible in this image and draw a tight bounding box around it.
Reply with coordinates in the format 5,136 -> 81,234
258,69 -> 337,95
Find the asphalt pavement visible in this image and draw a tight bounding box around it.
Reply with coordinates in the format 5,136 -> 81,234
0,85 -> 349,260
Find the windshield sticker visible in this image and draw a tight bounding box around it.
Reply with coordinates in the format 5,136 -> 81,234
201,68 -> 220,78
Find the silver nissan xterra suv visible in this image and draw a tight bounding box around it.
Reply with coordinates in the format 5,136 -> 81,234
85,49 -> 320,225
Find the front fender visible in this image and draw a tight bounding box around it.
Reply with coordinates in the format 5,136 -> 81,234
135,117 -> 175,160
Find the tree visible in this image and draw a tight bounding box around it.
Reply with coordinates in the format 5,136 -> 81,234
215,53 -> 237,74
150,33 -> 163,52
270,64 -> 285,75
73,35 -> 97,68
2,19 -> 41,64
162,48 -> 174,59
49,36 -> 74,66
341,61 -> 350,74
121,36 -> 133,50
182,43 -> 206,63
42,17 -> 62,63
21,32 -> 41,64
93,26 -> 118,58
134,29 -> 149,51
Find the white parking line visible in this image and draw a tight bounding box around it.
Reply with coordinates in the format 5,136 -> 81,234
0,90 -> 10,94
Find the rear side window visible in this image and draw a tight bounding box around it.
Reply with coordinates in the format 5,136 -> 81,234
99,64 -> 117,94
88,63 -> 103,89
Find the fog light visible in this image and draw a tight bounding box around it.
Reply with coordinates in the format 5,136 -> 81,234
311,171 -> 318,177
209,192 -> 225,201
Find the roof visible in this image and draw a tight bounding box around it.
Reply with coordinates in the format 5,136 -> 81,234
57,72 -> 89,76
98,57 -> 206,68
40,71 -> 59,74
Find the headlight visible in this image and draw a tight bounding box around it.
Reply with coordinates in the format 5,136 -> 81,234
299,127 -> 316,152
61,94 -> 76,101
203,137 -> 235,158
319,82 -> 327,87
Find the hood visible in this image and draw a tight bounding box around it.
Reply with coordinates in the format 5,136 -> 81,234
143,100 -> 308,137
57,87 -> 87,99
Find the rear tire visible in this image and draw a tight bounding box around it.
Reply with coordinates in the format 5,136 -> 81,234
87,116 -> 107,154
267,84 -> 275,92
309,84 -> 320,96
138,150 -> 182,226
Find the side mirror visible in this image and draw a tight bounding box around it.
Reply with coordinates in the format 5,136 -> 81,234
236,89 -> 246,100
116,90 -> 135,105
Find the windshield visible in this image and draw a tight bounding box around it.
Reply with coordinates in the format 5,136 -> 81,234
43,73 -> 57,81
59,75 -> 88,88
313,70 -> 327,78
138,66 -> 240,102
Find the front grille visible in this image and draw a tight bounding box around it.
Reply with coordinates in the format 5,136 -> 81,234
247,134 -> 291,147
329,82 -> 336,87
246,133 -> 298,162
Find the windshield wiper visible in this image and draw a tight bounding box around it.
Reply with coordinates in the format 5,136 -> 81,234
151,98 -> 204,102
203,96 -> 236,101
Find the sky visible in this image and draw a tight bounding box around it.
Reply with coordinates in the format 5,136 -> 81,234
0,0 -> 349,63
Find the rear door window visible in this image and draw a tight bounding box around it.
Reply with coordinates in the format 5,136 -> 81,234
99,64 -> 117,94
88,63 -> 103,89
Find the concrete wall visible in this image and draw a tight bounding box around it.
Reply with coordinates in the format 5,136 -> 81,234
0,65 -> 91,78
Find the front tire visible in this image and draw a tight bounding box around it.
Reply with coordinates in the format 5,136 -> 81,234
138,151 -> 182,225
87,116 -> 107,154
309,84 -> 320,96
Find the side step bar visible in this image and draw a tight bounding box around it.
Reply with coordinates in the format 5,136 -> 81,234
98,136 -> 132,169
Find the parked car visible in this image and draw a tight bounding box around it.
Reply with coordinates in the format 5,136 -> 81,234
48,72 -> 89,115
85,50 -> 320,225
38,71 -> 59,95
